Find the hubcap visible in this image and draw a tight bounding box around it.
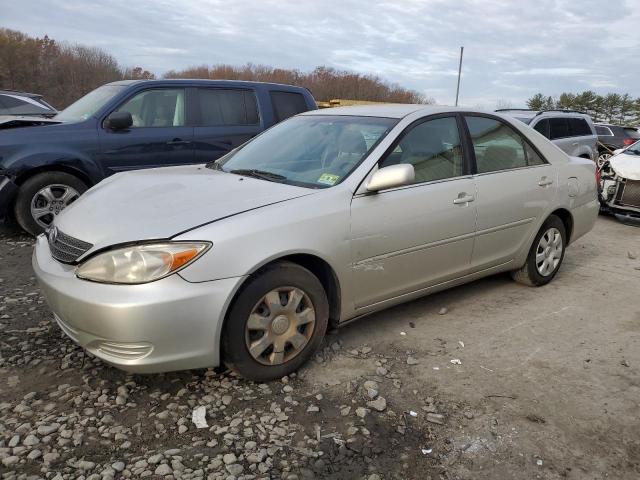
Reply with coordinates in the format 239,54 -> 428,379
535,227 -> 563,277
597,153 -> 611,168
30,184 -> 80,229
245,287 -> 316,366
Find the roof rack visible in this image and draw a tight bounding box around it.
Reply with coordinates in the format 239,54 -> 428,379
495,108 -> 536,112
535,109 -> 587,116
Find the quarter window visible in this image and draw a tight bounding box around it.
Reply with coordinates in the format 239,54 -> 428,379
198,89 -> 259,126
116,89 -> 185,127
379,116 -> 464,184
270,91 -> 308,122
466,116 -> 544,173
595,125 -> 613,136
567,118 -> 592,136
533,119 -> 550,138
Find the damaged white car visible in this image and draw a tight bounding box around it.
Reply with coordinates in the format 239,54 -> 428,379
598,141 -> 640,220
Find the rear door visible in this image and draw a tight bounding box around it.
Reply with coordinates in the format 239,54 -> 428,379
567,117 -> 596,158
192,88 -> 262,163
465,115 -> 557,270
98,87 -> 195,173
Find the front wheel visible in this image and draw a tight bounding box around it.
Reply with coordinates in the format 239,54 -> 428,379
222,261 -> 329,381
511,215 -> 566,286
14,172 -> 88,236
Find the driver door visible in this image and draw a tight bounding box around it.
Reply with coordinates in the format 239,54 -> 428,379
98,88 -> 194,174
350,115 -> 477,308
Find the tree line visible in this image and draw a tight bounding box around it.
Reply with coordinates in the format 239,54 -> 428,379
0,28 -> 429,110
526,91 -> 640,125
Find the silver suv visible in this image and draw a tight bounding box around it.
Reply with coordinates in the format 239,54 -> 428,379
497,109 -> 597,160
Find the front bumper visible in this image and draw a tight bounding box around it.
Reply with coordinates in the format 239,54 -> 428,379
0,175 -> 18,219
32,235 -> 243,373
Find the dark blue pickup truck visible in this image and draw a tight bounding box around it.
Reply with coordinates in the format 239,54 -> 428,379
0,79 -> 316,234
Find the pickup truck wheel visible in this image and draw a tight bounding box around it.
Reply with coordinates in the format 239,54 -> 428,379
14,172 -> 88,236
511,215 -> 566,287
222,261 -> 329,381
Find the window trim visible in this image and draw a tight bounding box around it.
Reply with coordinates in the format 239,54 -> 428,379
595,126 -> 614,137
462,112 -> 550,176
193,87 -> 261,127
102,87 -> 188,130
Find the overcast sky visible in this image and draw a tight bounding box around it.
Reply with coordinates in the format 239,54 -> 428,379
2,0 -> 639,107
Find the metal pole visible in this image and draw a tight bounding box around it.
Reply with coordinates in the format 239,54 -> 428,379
455,46 -> 464,107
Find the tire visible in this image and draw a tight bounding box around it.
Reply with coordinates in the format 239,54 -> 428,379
14,172 -> 88,236
222,261 -> 329,381
511,215 -> 566,287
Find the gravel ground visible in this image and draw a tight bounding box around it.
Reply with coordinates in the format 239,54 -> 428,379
0,215 -> 639,480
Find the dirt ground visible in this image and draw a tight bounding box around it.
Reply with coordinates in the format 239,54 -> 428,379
0,215 -> 639,480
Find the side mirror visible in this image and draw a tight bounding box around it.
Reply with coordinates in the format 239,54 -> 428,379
104,111 -> 133,131
366,164 -> 415,192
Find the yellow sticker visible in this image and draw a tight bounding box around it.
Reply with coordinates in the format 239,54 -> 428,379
318,173 -> 340,185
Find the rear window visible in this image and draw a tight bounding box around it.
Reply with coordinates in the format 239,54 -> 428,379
567,118 -> 592,137
0,94 -> 52,115
270,91 -> 308,122
198,89 -> 259,126
624,127 -> 640,139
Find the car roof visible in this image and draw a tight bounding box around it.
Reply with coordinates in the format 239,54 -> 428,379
106,79 -> 311,91
301,104 -> 477,119
0,90 -> 43,99
498,109 -> 591,119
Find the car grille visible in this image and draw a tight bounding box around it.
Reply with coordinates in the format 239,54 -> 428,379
48,228 -> 93,263
619,180 -> 640,209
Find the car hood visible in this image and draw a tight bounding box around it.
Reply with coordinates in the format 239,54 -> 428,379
54,164 -> 315,252
610,153 -> 640,180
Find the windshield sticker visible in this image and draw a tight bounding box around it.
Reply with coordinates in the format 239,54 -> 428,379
318,173 -> 340,186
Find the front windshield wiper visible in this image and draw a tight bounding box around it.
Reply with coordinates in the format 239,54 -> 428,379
228,169 -> 288,182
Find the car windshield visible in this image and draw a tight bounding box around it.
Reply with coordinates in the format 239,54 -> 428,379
211,115 -> 397,188
54,85 -> 126,122
623,141 -> 640,155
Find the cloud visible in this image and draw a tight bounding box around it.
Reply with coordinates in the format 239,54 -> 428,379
1,0 -> 638,108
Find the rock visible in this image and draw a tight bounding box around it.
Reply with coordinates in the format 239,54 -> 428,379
407,356 -> 419,365
366,388 -> 379,399
43,452 -> 60,464
2,456 -> 19,466
363,380 -> 378,390
426,413 -> 445,425
223,453 -> 237,465
621,359 -> 630,367
376,367 -> 388,376
438,307 -> 448,315
368,475 -> 381,480
178,424 -> 188,434
367,397 -> 387,412
148,454 -> 163,464
22,434 -> 40,446
628,251 -> 637,259
356,407 -> 368,418
347,426 -> 359,436
283,385 -> 294,393
154,463 -> 173,475
307,405 -> 319,413
37,424 -> 59,436
361,346 -> 372,354
221,395 -> 232,405
77,460 -> 96,470
112,461 -> 125,472
226,463 -> 244,475
27,449 -> 42,460
340,406 -> 351,416
8,435 -> 20,447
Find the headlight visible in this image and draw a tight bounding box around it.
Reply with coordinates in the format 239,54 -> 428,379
76,242 -> 210,284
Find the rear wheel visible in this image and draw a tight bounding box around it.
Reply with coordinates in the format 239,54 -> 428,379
14,172 -> 88,236
511,215 -> 566,286
222,261 -> 329,381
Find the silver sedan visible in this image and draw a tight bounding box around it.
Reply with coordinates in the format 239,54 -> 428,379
33,105 -> 599,380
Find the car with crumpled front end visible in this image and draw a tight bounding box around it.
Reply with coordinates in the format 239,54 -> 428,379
33,105 -> 599,381
598,140 -> 640,220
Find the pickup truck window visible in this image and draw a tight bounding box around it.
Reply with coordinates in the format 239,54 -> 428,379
270,91 -> 308,122
198,89 -> 259,126
116,89 -> 185,127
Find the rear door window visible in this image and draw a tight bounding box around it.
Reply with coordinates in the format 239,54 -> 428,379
533,119 -> 550,139
567,118 -> 592,137
270,91 -> 308,122
549,118 -> 570,140
465,116 -> 528,173
198,88 -> 259,126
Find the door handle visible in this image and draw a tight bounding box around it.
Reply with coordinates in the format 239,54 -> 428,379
538,178 -> 554,187
167,138 -> 191,146
453,194 -> 475,205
